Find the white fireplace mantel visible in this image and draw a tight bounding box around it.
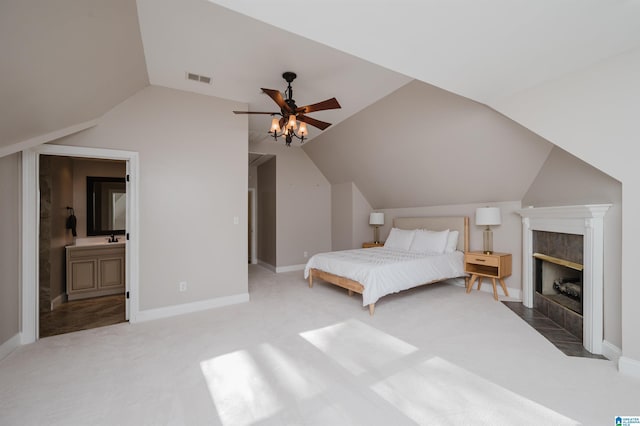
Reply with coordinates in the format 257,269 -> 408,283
517,204 -> 611,354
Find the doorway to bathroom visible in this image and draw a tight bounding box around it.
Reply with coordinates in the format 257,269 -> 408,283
21,144 -> 140,343
38,154 -> 127,337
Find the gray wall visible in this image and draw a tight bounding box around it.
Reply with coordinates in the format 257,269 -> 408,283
55,85 -> 248,311
304,80 -> 554,209
331,182 -> 353,251
249,140 -> 331,267
332,182 -> 373,251
0,153 -> 20,345
258,157 -> 276,267
523,146 -> 622,347
0,0 -> 148,150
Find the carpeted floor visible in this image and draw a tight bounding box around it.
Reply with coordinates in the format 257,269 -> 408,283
0,265 -> 638,425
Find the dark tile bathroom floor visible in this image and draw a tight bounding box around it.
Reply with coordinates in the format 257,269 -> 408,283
39,294 -> 126,338
502,301 -> 606,360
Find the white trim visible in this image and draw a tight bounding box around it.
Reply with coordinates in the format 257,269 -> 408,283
517,204 -> 611,355
0,119 -> 99,159
135,293 -> 250,322
618,356 -> 640,379
276,264 -> 306,273
21,145 -> 140,344
21,150 -> 38,343
258,260 -> 276,272
248,188 -> 257,265
50,293 -> 67,310
0,333 -> 22,361
602,340 -> 622,362
450,279 -> 522,300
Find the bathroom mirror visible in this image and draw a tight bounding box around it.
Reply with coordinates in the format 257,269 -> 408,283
87,176 -> 126,236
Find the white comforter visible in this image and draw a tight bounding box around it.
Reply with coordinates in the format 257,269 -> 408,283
304,247 -> 465,306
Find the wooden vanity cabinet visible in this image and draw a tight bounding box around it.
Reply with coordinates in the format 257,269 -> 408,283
66,244 -> 125,300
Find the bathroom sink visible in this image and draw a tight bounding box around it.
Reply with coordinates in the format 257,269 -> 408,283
71,237 -> 126,247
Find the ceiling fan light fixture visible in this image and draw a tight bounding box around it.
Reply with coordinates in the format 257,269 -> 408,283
286,114 -> 297,130
234,71 -> 341,146
298,121 -> 308,137
270,118 -> 281,133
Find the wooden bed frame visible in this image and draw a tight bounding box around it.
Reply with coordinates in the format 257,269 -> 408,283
308,216 -> 470,315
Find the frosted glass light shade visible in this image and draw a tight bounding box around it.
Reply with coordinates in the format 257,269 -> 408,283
369,212 -> 384,225
287,115 -> 297,130
298,121 -> 308,137
270,118 -> 281,133
475,207 -> 501,226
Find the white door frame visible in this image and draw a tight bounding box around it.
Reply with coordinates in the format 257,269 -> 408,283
21,144 -> 140,344
248,188 -> 257,265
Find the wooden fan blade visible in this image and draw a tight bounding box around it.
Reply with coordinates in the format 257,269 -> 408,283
296,98 -> 341,114
297,114 -> 332,131
279,117 -> 286,130
233,111 -> 278,114
261,88 -> 292,113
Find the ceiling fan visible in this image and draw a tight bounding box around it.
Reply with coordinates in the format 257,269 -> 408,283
233,71 -> 341,146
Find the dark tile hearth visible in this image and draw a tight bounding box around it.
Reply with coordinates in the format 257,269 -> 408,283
502,301 -> 606,359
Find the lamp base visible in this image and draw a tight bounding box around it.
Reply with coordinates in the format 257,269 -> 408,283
373,226 -> 380,244
482,227 -> 494,254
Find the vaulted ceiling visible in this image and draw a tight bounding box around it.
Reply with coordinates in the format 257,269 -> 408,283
3,1 -> 638,208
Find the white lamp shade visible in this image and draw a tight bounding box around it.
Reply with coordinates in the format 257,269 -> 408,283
369,212 -> 385,226
475,207 -> 501,226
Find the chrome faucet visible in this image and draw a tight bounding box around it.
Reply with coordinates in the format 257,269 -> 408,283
108,234 -> 118,243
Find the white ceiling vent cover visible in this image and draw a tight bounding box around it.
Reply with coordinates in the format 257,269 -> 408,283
186,72 -> 212,85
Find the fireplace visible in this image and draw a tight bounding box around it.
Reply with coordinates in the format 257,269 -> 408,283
535,255 -> 583,315
531,230 -> 585,338
517,204 -> 610,354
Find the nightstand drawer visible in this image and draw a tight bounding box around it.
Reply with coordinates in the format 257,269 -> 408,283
465,253 -> 499,267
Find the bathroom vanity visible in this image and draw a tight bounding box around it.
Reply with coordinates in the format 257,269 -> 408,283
66,241 -> 125,301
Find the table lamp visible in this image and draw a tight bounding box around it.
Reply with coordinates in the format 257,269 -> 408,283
475,207 -> 501,254
369,212 -> 384,244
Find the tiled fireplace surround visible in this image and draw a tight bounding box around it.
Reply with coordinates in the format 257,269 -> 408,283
518,205 -> 611,354
532,231 -> 583,339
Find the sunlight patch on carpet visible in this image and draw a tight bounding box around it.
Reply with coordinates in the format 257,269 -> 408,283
299,318 -> 417,375
201,349 -> 282,425
371,357 -> 579,426
200,343 -> 326,425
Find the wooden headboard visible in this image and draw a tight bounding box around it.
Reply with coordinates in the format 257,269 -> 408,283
393,216 -> 469,252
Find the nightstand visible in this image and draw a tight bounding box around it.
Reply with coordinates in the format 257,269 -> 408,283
362,242 -> 384,248
464,251 -> 512,301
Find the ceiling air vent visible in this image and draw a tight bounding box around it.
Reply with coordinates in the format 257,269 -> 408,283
186,72 -> 212,85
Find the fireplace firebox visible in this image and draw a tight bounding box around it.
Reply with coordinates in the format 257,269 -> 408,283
532,231 -> 585,339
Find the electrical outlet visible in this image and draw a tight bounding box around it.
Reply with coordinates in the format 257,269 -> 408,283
303,251 -> 308,258
179,281 -> 187,292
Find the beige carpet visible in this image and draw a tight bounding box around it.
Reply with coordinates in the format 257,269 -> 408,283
0,264 -> 638,425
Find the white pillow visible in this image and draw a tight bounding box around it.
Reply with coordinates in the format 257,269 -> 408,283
384,228 -> 416,251
445,230 -> 460,253
409,229 -> 450,254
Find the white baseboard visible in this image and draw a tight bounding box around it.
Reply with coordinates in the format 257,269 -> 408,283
134,293 -> 250,323
602,340 -> 622,362
0,333 -> 21,361
449,278 -> 522,300
618,356 -> 640,379
50,293 -> 68,310
276,264 -> 306,273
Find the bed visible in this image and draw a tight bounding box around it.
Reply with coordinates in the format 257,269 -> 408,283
304,216 -> 469,315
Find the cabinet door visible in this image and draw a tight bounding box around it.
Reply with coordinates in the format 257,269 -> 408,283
99,257 -> 124,289
69,259 -> 98,293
